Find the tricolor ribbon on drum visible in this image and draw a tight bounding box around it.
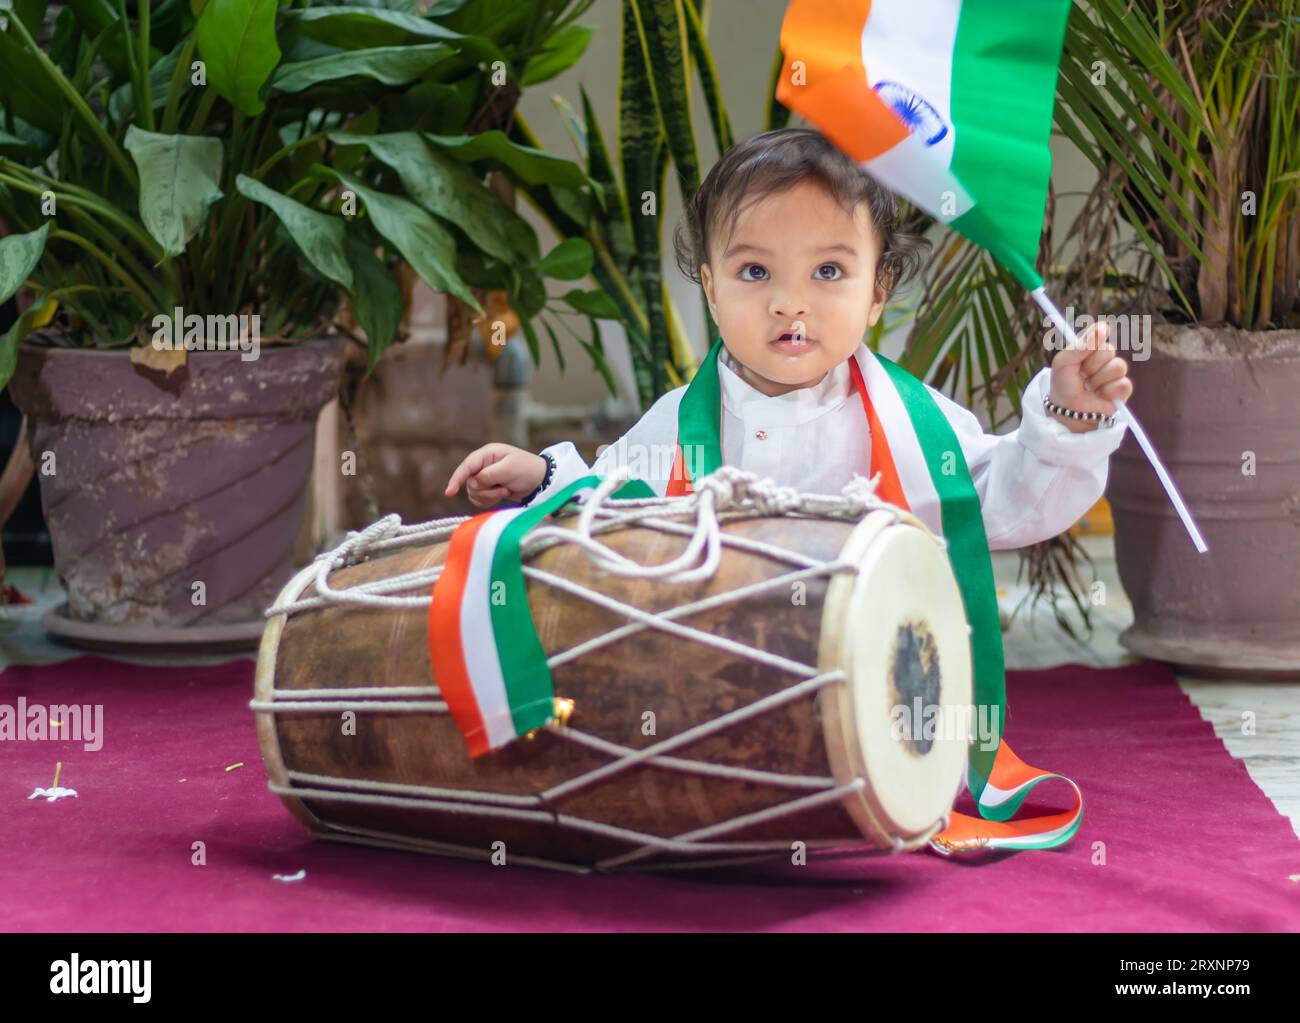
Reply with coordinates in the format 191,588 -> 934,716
428,474 -> 653,758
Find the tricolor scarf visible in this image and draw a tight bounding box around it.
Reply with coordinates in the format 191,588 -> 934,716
429,474 -> 653,758
668,338 -> 1083,855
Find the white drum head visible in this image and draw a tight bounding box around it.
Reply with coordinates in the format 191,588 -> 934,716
819,509 -> 973,846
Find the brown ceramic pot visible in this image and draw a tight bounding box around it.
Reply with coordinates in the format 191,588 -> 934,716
7,337 -> 346,649
1107,323 -> 1300,678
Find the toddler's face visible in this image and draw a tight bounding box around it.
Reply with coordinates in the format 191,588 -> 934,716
700,179 -> 888,397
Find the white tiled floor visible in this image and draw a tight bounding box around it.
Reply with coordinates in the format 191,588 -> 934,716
3,535 -> 1298,840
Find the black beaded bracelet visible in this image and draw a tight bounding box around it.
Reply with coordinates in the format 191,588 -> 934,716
520,451 -> 556,505
1042,396 -> 1117,429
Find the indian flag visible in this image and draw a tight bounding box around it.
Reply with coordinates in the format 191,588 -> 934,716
776,0 -> 1072,290
428,473 -> 653,757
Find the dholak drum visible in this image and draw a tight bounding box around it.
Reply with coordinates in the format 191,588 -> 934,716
254,469 -> 972,873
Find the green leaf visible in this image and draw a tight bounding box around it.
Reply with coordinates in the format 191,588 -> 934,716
0,286 -> 56,391
560,287 -> 619,319
536,238 -> 592,280
0,30 -> 63,132
124,126 -> 224,258
326,168 -> 481,313
283,6 -> 504,64
344,231 -> 403,374
109,38 -> 189,125
195,0 -> 281,115
271,43 -> 452,93
519,24 -> 592,87
0,223 -> 49,307
235,174 -> 353,289
327,130 -> 536,263
425,129 -> 596,190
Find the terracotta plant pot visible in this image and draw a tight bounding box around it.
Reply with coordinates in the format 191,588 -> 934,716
1107,324 -> 1300,678
7,337 -> 346,651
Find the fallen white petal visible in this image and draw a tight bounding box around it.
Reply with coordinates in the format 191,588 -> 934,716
28,786 -> 78,803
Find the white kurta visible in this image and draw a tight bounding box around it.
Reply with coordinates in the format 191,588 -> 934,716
527,343 -> 1128,551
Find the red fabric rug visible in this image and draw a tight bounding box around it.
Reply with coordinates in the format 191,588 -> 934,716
3,654 -> 1297,932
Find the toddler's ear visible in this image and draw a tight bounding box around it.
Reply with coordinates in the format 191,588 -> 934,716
700,263 -> 719,317
866,277 -> 889,326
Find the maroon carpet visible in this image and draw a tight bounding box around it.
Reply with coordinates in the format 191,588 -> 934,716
3,654 -> 1297,932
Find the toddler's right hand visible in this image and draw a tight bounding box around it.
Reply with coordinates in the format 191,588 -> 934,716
444,443 -> 548,509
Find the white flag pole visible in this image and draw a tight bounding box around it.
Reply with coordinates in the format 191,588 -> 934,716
1029,287 -> 1208,555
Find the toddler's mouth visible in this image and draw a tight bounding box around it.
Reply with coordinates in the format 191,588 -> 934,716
769,333 -> 817,348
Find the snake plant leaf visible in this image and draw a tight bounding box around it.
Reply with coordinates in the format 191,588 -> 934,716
282,6 -> 505,65
327,130 -> 535,263
271,44 -> 453,93
0,222 -> 48,307
630,0 -> 700,197
195,0 -> 281,115
235,174 -> 353,290
344,231 -> 403,374
536,238 -> 593,280
124,126 -> 224,259
326,167 -> 482,313
424,130 -> 597,191
619,0 -> 671,399
519,23 -> 592,87
682,0 -> 734,156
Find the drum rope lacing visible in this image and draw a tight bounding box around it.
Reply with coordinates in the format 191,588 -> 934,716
256,467 -> 952,873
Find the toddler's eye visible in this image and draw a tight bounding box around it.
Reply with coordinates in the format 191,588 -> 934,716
815,263 -> 844,281
739,263 -> 768,282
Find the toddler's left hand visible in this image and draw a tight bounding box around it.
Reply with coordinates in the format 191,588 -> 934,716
1048,320 -> 1133,429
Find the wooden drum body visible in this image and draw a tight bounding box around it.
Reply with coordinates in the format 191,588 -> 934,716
254,489 -> 973,873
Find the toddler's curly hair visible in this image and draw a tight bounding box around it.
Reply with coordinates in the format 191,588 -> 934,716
673,127 -> 930,298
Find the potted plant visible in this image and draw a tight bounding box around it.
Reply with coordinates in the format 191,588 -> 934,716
1043,0 -> 1299,675
0,0 -> 606,648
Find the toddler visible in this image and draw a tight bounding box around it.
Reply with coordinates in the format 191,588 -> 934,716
446,128 -> 1132,550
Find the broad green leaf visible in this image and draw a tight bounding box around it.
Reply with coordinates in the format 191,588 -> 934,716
519,24 -> 592,87
0,290 -> 53,390
0,223 -> 49,307
195,0 -> 281,115
0,31 -> 62,132
536,238 -> 592,280
327,130 -> 535,263
561,288 -> 619,319
327,168 -> 480,312
272,44 -> 452,93
425,130 -> 596,190
344,231 -> 402,373
235,174 -> 352,289
283,6 -> 503,64
124,126 -> 223,258
109,38 -> 188,125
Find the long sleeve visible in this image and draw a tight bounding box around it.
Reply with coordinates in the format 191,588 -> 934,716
521,387 -> 687,506
923,366 -> 1128,550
